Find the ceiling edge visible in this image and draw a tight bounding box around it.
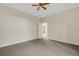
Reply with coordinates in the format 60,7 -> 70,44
0,4 -> 40,23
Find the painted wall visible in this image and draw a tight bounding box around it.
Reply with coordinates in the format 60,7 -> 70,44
42,7 -> 79,45
0,5 -> 39,48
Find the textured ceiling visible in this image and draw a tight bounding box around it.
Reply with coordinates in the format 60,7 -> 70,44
2,3 -> 79,18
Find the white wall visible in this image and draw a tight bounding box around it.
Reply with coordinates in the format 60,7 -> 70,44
42,7 -> 79,45
1,5 -> 79,48
0,5 -> 39,48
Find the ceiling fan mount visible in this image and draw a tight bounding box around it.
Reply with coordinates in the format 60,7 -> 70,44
32,3 -> 50,11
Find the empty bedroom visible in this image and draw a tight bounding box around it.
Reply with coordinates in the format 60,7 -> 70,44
0,3 -> 79,56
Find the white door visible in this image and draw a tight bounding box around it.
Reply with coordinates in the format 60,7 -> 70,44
38,23 -> 48,39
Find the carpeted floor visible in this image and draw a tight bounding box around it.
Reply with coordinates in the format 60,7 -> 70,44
0,39 -> 79,56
